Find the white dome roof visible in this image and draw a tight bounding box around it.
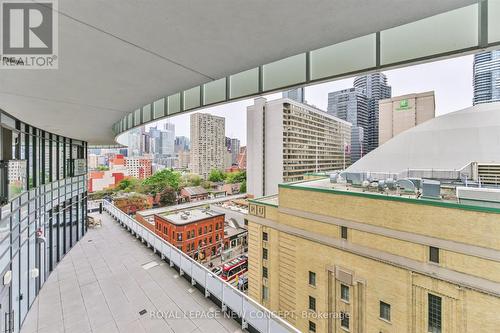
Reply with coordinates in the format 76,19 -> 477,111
348,102 -> 500,173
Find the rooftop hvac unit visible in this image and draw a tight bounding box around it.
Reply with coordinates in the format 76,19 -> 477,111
180,214 -> 189,220
329,172 -> 339,183
421,179 -> 441,199
396,179 -> 416,193
343,172 -> 368,186
456,187 -> 500,208
408,178 -> 423,190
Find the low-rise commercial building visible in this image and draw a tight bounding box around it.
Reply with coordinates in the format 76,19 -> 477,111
154,209 -> 225,260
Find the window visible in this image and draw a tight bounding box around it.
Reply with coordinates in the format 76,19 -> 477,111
309,271 -> 316,286
309,321 -> 316,332
262,266 -> 268,278
308,296 -> 316,311
204,226 -> 207,234
262,286 -> 269,300
340,312 -> 349,330
198,227 -> 202,235
263,231 -> 268,241
429,246 -> 439,263
380,301 -> 391,321
341,226 -> 348,240
340,284 -> 349,302
263,248 -> 268,260
428,294 -> 442,333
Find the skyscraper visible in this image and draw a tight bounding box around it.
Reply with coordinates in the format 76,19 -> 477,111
473,50 -> 500,105
282,87 -> 305,103
327,87 -> 368,162
353,73 -> 391,152
127,126 -> 149,157
190,113 -> 226,179
174,136 -> 190,152
230,138 -> 240,165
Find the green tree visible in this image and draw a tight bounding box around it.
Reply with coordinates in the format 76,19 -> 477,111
116,178 -> 141,192
225,171 -> 246,184
159,186 -> 177,206
142,169 -> 181,194
208,169 -> 226,182
96,165 -> 109,171
240,180 -> 246,193
180,173 -> 202,187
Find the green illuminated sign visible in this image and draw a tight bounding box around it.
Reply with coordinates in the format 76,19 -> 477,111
396,99 -> 411,111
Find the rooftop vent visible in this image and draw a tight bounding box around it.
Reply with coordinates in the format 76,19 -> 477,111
421,179 -> 441,199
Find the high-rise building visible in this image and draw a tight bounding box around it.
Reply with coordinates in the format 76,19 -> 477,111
125,156 -> 153,179
378,91 -> 435,145
190,113 -> 226,179
127,126 -> 151,157
353,73 -> 392,152
175,136 -> 190,153
230,138 -> 240,165
473,50 -> 500,105
282,87 -> 305,103
327,87 -> 369,162
161,123 -> 175,155
247,97 -> 351,197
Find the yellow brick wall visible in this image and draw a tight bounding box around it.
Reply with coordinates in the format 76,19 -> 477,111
279,188 -> 500,251
248,219 -> 500,333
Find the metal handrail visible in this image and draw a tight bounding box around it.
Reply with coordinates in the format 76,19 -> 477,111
99,200 -> 300,333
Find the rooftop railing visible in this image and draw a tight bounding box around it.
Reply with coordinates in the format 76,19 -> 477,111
100,200 -> 300,333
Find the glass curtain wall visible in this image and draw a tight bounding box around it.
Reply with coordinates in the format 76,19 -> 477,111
0,109 -> 88,333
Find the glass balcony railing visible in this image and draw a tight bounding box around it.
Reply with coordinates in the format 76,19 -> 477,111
101,200 -> 300,333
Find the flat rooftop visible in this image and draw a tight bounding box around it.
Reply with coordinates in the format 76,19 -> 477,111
161,209 -> 224,226
20,213 -> 241,333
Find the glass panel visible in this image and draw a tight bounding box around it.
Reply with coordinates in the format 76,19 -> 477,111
230,68 -> 259,98
127,113 -> 133,129
0,113 -> 16,128
489,0 -> 500,43
142,104 -> 151,123
203,78 -> 226,105
168,93 -> 181,115
134,109 -> 141,126
153,98 -> 165,119
263,53 -> 306,91
7,160 -> 27,200
310,34 -> 376,80
183,86 -> 201,110
59,139 -> 64,180
380,4 -> 478,65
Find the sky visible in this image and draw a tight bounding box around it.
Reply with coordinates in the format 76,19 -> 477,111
144,54 -> 474,146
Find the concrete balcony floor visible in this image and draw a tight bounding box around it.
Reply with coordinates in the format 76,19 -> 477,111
21,213 -> 243,333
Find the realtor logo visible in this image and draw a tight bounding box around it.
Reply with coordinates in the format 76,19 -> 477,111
1,0 -> 58,68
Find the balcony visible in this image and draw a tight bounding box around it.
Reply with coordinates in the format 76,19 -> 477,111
20,202 -> 298,333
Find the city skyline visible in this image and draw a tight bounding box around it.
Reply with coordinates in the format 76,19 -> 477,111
137,54 -> 473,147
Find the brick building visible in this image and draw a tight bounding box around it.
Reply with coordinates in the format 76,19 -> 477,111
154,209 -> 224,261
